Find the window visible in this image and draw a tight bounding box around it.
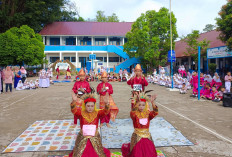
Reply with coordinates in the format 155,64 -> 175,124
109,57 -> 119,62
71,57 -> 76,62
64,57 -> 70,61
96,57 -> 103,61
50,38 -> 60,45
66,38 -> 76,45
104,57 -> 107,62
50,57 -> 59,63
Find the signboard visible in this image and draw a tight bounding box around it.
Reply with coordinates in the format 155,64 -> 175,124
55,62 -> 70,70
89,54 -> 96,60
168,50 -> 176,62
207,46 -> 232,59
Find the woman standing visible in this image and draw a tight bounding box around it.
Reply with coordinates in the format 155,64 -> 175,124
14,67 -> 21,88
20,67 -> 27,83
4,66 -> 14,93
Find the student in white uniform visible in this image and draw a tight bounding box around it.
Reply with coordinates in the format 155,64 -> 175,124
16,80 -> 25,91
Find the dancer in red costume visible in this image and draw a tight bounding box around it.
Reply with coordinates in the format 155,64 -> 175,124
121,92 -> 158,157
69,93 -> 111,157
56,66 -> 60,80
127,64 -> 148,109
66,66 -> 71,79
71,69 -> 91,124
97,71 -> 119,127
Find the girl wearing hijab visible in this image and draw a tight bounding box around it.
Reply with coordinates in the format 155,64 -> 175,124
20,67 -> 27,83
211,73 -> 222,90
16,80 -> 25,90
29,80 -> 36,89
4,66 -> 14,93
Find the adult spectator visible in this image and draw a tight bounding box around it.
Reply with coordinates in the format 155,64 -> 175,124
4,66 -> 14,93
14,67 -> 21,88
20,67 -> 27,83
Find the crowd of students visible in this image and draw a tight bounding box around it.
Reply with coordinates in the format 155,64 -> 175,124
146,65 -> 232,103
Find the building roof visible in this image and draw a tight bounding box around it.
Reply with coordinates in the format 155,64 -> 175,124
39,22 -> 133,36
175,30 -> 225,58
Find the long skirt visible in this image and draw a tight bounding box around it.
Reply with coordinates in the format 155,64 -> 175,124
69,130 -> 110,157
14,76 -> 21,88
99,95 -> 119,123
121,132 -> 157,157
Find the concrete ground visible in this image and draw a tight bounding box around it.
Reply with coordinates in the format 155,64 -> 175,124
0,77 -> 232,157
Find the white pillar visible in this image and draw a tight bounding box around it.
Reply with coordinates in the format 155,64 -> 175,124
91,37 -> 94,46
76,52 -> 78,68
107,36 -> 109,45
107,52 -> 109,68
76,36 -> 78,46
60,52 -> 62,61
122,37 -> 125,45
43,36 -> 45,45
60,36 -> 62,45
188,57 -> 191,69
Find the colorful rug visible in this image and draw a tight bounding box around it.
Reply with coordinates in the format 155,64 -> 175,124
3,120 -> 79,153
101,117 -> 193,148
47,150 -> 166,157
53,80 -> 71,83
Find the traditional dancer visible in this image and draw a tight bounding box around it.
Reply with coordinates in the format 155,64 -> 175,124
66,66 -> 71,79
56,66 -> 60,80
127,64 -> 148,108
97,71 -> 119,127
121,92 -> 158,157
71,69 -> 91,124
69,93 -> 111,157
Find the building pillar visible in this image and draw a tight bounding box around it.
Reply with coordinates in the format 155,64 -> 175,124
122,37 -> 125,45
60,52 -> 62,61
76,36 -> 78,46
216,58 -> 219,73
76,52 -> 79,68
60,36 -> 62,45
107,52 -> 109,68
200,57 -> 203,70
43,36 -> 45,45
107,36 -> 109,45
46,36 -> 50,45
188,57 -> 191,69
91,36 -> 94,46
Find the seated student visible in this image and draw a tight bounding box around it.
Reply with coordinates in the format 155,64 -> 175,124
69,93 -> 111,157
35,79 -> 39,88
112,74 -> 117,82
180,83 -> 188,94
213,86 -> 227,102
122,74 -> 127,82
24,80 -> 30,90
16,80 -> 25,91
121,92 -> 158,157
208,86 -> 218,100
49,77 -> 54,85
153,76 -> 158,84
200,83 -> 211,99
29,80 -> 36,89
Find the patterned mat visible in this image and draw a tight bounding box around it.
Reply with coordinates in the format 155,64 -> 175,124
47,150 -> 166,157
3,120 -> 79,153
101,117 -> 193,148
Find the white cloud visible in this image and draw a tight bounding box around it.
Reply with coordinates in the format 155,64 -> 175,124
73,0 -> 227,36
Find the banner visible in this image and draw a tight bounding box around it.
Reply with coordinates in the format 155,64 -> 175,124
207,46 -> 232,59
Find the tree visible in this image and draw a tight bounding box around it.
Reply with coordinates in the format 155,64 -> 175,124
216,0 -> 232,50
0,25 -> 45,66
123,7 -> 178,71
0,0 -> 81,33
95,10 -> 119,22
182,30 -> 210,69
203,24 -> 215,32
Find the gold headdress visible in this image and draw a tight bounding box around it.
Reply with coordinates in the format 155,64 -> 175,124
131,90 -> 153,111
80,88 -> 99,111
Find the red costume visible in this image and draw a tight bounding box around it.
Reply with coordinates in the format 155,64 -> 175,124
127,77 -> 148,92
69,100 -> 111,157
56,67 -> 60,79
72,69 -> 91,124
97,81 -> 119,123
121,101 -> 158,157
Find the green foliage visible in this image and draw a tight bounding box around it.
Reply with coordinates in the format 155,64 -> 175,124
203,24 -> 215,32
216,0 -> 232,50
182,30 -> 210,66
0,25 -> 45,66
0,0 -> 81,33
123,7 -> 178,71
95,11 -> 119,22
209,63 -> 216,73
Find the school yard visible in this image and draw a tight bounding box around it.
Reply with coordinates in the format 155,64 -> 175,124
0,78 -> 232,157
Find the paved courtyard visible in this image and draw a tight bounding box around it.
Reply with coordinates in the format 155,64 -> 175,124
0,78 -> 232,157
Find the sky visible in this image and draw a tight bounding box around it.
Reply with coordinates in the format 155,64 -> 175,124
73,0 -> 227,37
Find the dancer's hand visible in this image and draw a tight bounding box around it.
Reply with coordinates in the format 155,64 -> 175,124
79,85 -> 85,92
150,94 -> 157,103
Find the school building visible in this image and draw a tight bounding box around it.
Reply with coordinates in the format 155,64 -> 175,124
39,22 -> 140,73
175,30 -> 232,75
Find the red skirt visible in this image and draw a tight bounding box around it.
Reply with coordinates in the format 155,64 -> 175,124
69,139 -> 111,157
121,138 -> 157,157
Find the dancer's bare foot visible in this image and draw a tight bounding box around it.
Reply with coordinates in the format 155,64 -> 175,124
106,123 -> 111,128
100,123 -> 103,128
